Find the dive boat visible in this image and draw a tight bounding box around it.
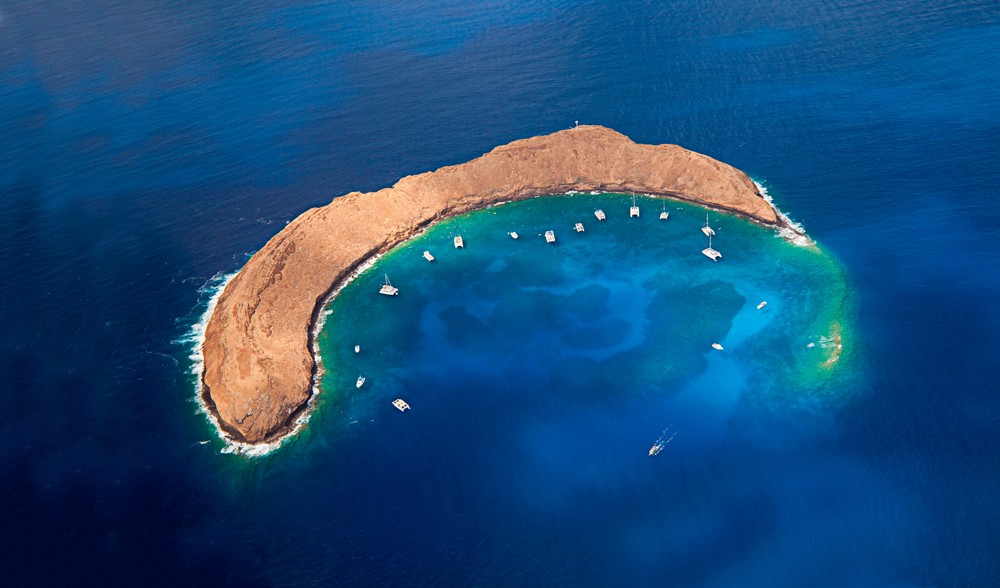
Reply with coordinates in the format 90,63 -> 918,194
454,235 -> 464,248
594,209 -> 606,221
392,398 -> 411,412
545,230 -> 556,243
574,223 -> 585,233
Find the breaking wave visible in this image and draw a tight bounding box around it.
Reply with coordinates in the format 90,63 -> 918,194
754,180 -> 813,247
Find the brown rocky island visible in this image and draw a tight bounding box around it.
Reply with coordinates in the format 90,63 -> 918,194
200,125 -> 790,449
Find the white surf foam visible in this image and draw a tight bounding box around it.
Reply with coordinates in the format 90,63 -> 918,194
180,270 -> 302,457
185,249 -> 389,458
181,270 -> 297,457
753,180 -> 813,247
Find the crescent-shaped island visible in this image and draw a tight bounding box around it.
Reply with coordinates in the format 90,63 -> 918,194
200,125 -> 794,449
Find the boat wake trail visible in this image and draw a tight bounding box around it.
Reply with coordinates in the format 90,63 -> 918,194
649,424 -> 678,456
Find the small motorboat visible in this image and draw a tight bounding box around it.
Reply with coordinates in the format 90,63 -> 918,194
423,250 -> 435,262
711,343 -> 724,350
354,344 -> 360,353
757,301 -> 767,310
508,231 -> 519,239
356,375 -> 366,389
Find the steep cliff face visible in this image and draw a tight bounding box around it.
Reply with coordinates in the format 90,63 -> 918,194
201,125 -> 780,444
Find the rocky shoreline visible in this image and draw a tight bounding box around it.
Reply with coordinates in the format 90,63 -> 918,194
200,125 -> 788,448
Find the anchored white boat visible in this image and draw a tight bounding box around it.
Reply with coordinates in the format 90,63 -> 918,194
392,398 -> 410,412
702,235 -> 722,261
659,201 -> 669,220
354,344 -> 360,353
701,214 -> 715,237
379,274 -> 399,295
594,209 -> 606,221
545,230 -> 556,243
356,375 -> 366,389
454,235 -> 464,248
508,231 -> 519,239
574,222 -> 585,233
630,194 -> 640,218
711,343 -> 724,350
423,250 -> 435,262
757,301 -> 767,310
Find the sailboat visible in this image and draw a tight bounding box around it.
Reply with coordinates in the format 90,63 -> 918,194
378,274 -> 399,295
659,200 -> 669,220
701,213 -> 715,237
630,193 -> 640,218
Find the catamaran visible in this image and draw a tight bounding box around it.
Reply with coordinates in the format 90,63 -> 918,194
594,209 -> 606,221
392,398 -> 410,412
574,222 -> 585,233
423,250 -> 435,262
630,194 -> 640,218
454,235 -> 464,248
701,213 -> 715,237
545,230 -> 556,243
702,234 -> 722,261
659,200 -> 669,220
379,274 -> 399,295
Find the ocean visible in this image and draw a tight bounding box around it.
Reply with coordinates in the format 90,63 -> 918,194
1,1 -> 999,586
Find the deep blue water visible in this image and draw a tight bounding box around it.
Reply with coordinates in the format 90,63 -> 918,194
2,1 -> 999,586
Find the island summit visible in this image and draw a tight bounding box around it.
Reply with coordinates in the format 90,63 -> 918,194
200,125 -> 790,448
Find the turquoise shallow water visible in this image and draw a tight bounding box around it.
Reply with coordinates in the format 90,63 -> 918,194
317,194 -> 852,429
